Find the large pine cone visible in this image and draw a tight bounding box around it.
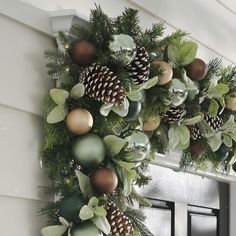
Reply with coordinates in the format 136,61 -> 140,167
106,202 -> 133,236
127,47 -> 150,85
80,64 -> 125,104
162,104 -> 186,123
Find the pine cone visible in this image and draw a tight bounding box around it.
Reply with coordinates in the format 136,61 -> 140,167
204,113 -> 223,131
161,104 -> 186,123
127,47 -> 150,85
80,64 -> 125,104
106,202 -> 133,236
189,125 -> 202,140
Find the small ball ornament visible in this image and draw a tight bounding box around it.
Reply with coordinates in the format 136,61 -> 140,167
126,100 -> 141,121
152,61 -> 173,86
91,168 -> 118,194
185,58 -> 207,81
143,115 -> 161,132
66,108 -> 93,135
73,134 -> 105,168
70,40 -> 96,66
59,195 -> 85,222
226,92 -> 236,111
215,144 -> 229,161
124,130 -> 150,162
190,141 -> 204,156
109,34 -> 136,65
71,222 -> 103,236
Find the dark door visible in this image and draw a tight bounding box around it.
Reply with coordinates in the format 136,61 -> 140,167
139,165 -> 229,236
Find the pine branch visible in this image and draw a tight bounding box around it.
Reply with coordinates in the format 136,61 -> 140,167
130,188 -> 151,207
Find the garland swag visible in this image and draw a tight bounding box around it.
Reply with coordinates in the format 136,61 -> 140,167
41,6 -> 236,236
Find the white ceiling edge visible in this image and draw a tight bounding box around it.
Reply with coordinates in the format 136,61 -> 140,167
217,0 -> 236,15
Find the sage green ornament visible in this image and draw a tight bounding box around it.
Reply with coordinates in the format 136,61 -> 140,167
109,34 -> 136,65
71,222 -> 102,236
124,130 -> 150,162
73,134 -> 105,168
169,79 -> 188,107
59,195 -> 85,222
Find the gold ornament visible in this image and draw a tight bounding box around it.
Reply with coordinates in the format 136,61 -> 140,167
143,115 -> 161,132
153,61 -> 173,86
226,93 -> 236,111
66,108 -> 93,135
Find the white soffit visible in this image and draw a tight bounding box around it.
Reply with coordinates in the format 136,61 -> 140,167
130,0 -> 236,64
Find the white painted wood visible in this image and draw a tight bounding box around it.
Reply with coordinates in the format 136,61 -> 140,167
0,13 -> 54,116
0,195 -> 47,236
0,0 -> 53,36
0,104 -> 52,201
230,183 -> 236,235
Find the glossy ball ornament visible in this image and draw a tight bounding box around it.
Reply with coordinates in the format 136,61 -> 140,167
126,100 -> 141,121
124,130 -> 150,162
143,115 -> 161,132
70,40 -> 96,66
91,168 -> 118,194
185,58 -> 207,81
215,144 -> 229,161
59,195 -> 85,222
71,222 -> 103,236
152,61 -> 173,86
72,134 -> 105,168
109,34 -> 136,65
190,141 -> 204,156
226,92 -> 236,111
232,162 -> 236,172
66,108 -> 93,135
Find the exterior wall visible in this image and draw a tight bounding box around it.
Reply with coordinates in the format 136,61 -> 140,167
0,2 -> 54,235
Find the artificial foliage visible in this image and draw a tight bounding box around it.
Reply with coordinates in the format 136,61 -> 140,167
41,6 -> 236,236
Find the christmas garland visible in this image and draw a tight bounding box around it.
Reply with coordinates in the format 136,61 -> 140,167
41,6 -> 236,236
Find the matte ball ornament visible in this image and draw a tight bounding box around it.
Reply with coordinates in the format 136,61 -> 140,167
232,162 -> 236,172
91,168 -> 118,194
59,195 -> 85,222
109,34 -> 136,65
185,58 -> 207,81
126,100 -> 141,121
70,40 -> 96,66
215,144 -> 229,161
153,61 -> 173,86
66,108 -> 93,135
190,141 -> 204,156
71,222 -> 103,236
124,130 -> 150,162
143,115 -> 161,132
73,134 -> 105,168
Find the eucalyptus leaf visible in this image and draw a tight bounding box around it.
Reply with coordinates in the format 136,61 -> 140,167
116,161 -> 136,170
167,44 -> 180,65
208,99 -> 219,117
91,216 -> 111,235
131,77 -> 159,93
67,229 -> 71,236
47,105 -> 68,124
178,124 -> 190,145
88,197 -> 99,208
75,170 -> 94,200
223,135 -> 233,147
179,42 -> 198,66
127,90 -> 142,101
100,103 -> 113,116
207,133 -> 222,152
103,135 -> 128,156
168,126 -> 180,149
59,217 -> 70,227
41,225 -> 68,236
112,97 -> 129,117
70,83 -> 85,99
182,113 -> 203,126
79,205 -> 94,220
50,89 -> 69,105
93,207 -> 107,217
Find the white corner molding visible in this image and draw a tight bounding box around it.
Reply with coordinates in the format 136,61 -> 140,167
0,0 -> 53,36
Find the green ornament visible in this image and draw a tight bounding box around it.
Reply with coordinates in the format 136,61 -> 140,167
59,195 -> 85,222
215,144 -> 229,161
109,34 -> 136,65
73,134 -> 105,168
124,130 -> 150,162
71,222 -> 102,236
126,100 -> 141,121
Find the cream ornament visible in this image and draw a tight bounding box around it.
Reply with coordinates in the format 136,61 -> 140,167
66,108 -> 93,135
226,93 -> 236,111
143,115 -> 161,132
153,61 -> 173,86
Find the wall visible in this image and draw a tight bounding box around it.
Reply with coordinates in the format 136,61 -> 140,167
0,1 -> 55,235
